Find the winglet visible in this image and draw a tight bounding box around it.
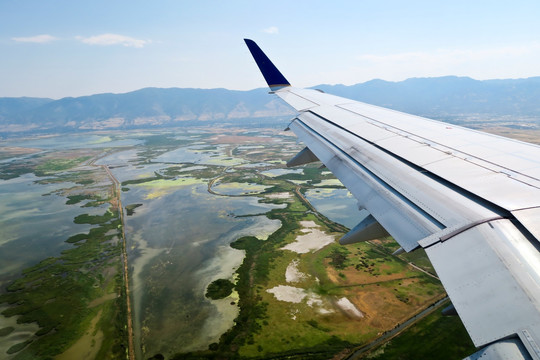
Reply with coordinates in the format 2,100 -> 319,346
244,39 -> 291,91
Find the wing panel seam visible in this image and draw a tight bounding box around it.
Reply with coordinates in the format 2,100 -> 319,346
337,104 -> 540,186
304,110 -> 510,218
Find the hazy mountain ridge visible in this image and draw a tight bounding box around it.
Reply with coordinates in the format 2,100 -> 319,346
0,97 -> 54,119
2,76 -> 540,135
0,88 -> 294,134
316,76 -> 540,118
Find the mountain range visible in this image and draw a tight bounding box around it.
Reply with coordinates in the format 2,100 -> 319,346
2,76 -> 540,136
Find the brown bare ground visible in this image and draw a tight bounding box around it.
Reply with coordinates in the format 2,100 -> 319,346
325,260 -> 409,285
347,286 -> 408,329
481,126 -> 540,145
0,146 -> 41,157
325,261 -> 442,332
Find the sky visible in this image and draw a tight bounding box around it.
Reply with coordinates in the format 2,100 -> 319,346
1,0 -> 539,99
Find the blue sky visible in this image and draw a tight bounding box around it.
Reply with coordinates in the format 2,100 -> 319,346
1,0 -> 539,98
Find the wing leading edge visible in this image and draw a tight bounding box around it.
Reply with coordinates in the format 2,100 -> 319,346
244,39 -> 540,360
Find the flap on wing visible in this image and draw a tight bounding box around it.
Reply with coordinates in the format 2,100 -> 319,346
463,339 -> 533,360
425,219 -> 540,348
513,207 -> 540,246
339,214 -> 389,245
287,146 -> 320,167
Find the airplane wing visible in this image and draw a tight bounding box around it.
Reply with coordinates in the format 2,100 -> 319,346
244,39 -> 540,360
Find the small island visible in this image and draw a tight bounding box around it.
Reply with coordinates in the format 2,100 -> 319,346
125,203 -> 143,216
205,279 -> 235,300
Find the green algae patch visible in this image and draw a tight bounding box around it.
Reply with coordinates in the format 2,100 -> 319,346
89,136 -> 112,144
138,177 -> 204,199
141,177 -> 202,188
205,156 -> 245,166
211,182 -> 270,196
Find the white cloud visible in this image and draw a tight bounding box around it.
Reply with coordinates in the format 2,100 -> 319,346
339,42 -> 540,83
292,42 -> 540,89
12,34 -> 57,43
263,26 -> 279,35
77,33 -> 150,48
355,43 -> 540,68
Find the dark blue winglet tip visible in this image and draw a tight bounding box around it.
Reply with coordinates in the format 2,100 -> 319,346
244,39 -> 291,90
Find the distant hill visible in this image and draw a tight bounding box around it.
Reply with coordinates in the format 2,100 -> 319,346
0,97 -> 54,120
315,76 -> 540,119
0,88 -> 294,135
2,76 -> 540,135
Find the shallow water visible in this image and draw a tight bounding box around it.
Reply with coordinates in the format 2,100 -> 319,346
304,188 -> 367,229
120,179 -> 284,358
260,168 -> 303,177
0,305 -> 40,358
0,173 -> 104,284
154,144 -> 244,166
0,171 -> 107,358
211,182 -> 270,196
2,134 -> 142,150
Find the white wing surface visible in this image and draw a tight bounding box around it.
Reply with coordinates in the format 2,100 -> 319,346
245,39 -> 540,359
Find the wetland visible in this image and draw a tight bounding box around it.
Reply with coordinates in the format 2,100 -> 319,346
0,127 -> 473,359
